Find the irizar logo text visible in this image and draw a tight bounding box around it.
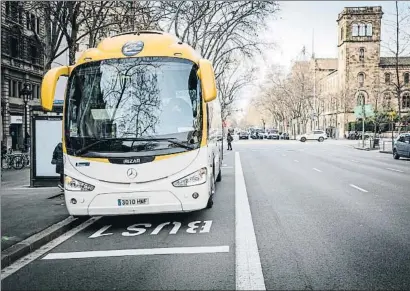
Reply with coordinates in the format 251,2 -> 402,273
123,158 -> 141,164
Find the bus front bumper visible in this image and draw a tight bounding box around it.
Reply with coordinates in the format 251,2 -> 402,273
65,183 -> 209,216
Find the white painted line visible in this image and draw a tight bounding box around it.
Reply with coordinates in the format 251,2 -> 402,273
386,167 -> 404,173
235,152 -> 266,290
222,164 -> 228,167
312,168 -> 322,172
42,246 -> 229,260
351,160 -> 359,163
294,160 -> 299,163
282,154 -> 286,157
1,217 -> 100,280
222,166 -> 233,169
349,184 -> 368,193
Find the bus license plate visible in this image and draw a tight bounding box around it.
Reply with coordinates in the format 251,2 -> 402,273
117,198 -> 149,206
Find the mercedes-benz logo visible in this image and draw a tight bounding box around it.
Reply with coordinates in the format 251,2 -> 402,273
126,168 -> 138,179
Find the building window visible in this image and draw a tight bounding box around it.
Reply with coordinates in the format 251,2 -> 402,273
365,23 -> 373,36
5,2 -> 10,16
402,92 -> 410,108
30,14 -> 36,31
37,85 -> 40,99
36,18 -> 40,34
340,27 -> 344,41
18,82 -> 22,97
8,80 -> 12,97
384,92 -> 392,108
359,24 -> 366,36
12,80 -> 18,97
404,72 -> 409,84
10,2 -> 18,19
30,45 -> 38,64
357,92 -> 365,105
352,24 -> 359,36
18,7 -> 23,25
26,12 -> 30,29
359,48 -> 364,61
385,73 -> 391,84
10,37 -> 19,58
358,72 -> 365,87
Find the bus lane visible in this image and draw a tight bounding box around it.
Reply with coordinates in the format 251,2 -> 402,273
1,152 -> 236,291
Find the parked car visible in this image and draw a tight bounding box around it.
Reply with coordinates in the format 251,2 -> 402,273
251,131 -> 264,139
239,131 -> 249,140
300,130 -> 327,142
393,133 -> 410,159
266,132 -> 280,139
280,133 -> 290,140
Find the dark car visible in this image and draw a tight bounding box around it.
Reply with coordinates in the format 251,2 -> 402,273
393,133 -> 410,159
251,131 -> 264,139
239,131 -> 249,140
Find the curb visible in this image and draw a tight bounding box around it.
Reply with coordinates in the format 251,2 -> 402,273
379,151 -> 393,154
1,216 -> 83,268
354,147 -> 370,151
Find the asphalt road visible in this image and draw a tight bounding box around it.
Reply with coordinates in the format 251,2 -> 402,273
2,140 -> 410,290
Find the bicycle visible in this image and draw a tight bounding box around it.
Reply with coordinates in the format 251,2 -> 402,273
1,153 -> 25,170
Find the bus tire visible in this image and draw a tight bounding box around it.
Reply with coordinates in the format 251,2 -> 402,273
216,168 -> 222,182
206,169 -> 215,209
206,195 -> 214,209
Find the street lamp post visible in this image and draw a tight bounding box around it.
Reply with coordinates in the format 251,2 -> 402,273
19,83 -> 32,152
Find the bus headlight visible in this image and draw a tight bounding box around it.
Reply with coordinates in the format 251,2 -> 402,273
172,167 -> 207,187
65,176 -> 95,192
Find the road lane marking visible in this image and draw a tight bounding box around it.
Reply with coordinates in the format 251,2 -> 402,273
1,217 -> 100,280
351,160 -> 359,163
42,246 -> 229,260
294,160 -> 299,163
222,166 -> 233,169
312,168 -> 322,172
282,154 -> 286,156
235,152 -> 266,290
386,167 -> 404,173
349,184 -> 368,193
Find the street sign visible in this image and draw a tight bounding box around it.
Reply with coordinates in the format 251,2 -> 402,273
354,104 -> 374,118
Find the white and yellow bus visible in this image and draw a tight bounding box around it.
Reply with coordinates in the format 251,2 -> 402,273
41,31 -> 223,217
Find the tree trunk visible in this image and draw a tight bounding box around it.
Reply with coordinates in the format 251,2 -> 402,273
395,1 -> 402,135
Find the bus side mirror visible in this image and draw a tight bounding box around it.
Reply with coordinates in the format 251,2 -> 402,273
198,59 -> 217,103
41,66 -> 69,111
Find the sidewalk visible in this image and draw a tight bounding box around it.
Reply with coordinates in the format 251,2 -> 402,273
1,168 -> 75,267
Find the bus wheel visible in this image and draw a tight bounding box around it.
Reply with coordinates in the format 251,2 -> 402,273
206,171 -> 215,209
206,195 -> 214,208
216,168 -> 222,182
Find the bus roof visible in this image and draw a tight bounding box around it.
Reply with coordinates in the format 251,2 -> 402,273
76,30 -> 202,66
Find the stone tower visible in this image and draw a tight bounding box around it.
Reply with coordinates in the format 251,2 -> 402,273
337,6 -> 383,109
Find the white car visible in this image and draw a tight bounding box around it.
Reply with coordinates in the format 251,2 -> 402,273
300,130 -> 327,142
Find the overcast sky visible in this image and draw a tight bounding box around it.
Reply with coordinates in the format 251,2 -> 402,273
236,0 -> 409,114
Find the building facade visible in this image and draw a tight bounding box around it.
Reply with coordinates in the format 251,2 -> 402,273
294,6 -> 410,138
1,1 -> 45,150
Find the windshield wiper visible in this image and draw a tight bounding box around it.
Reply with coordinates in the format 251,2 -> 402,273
159,138 -> 194,150
74,137 -> 193,156
74,138 -> 116,156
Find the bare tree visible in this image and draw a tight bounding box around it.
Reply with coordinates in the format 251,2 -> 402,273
159,1 -> 279,118
217,63 -> 256,121
383,1 -> 410,133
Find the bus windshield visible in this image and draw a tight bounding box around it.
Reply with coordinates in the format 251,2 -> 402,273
64,57 -> 203,157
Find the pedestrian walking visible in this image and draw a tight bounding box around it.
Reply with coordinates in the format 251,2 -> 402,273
51,142 -> 64,190
227,132 -> 233,151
